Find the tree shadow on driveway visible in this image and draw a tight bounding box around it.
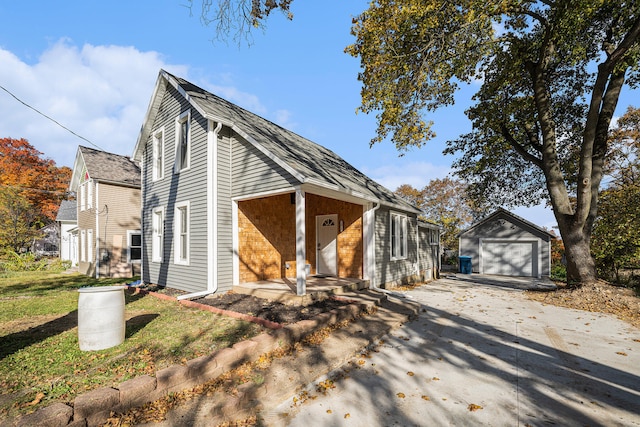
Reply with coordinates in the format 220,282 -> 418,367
284,282 -> 639,426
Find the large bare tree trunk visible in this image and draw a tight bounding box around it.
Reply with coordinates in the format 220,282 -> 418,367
556,217 -> 597,285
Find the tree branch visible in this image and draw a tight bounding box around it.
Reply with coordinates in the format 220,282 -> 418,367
500,124 -> 543,168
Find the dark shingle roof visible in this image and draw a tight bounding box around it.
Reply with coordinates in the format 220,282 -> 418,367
141,70 -> 419,213
79,146 -> 140,187
55,199 -> 77,222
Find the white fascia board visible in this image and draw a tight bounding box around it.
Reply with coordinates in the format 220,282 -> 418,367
231,187 -> 297,202
68,148 -> 85,192
133,71 -> 169,161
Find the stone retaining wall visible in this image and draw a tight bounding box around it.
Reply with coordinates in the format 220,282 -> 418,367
6,295 -> 374,427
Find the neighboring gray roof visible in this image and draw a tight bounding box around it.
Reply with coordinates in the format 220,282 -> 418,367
134,70 -> 420,213
55,199 -> 77,222
418,220 -> 443,230
79,146 -> 140,187
459,208 -> 555,238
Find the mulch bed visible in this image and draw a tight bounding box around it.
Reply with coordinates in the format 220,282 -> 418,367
194,292 -> 350,325
141,285 -> 350,325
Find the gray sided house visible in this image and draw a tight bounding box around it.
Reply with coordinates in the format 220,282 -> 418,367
69,146 -> 141,278
132,70 -> 441,297
458,208 -> 554,278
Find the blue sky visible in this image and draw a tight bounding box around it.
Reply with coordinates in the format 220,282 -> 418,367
0,1 -> 637,230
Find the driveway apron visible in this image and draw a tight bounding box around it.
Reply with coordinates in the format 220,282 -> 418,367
274,278 -> 640,427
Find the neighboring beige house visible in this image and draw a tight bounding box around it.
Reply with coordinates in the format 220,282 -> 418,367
69,146 -> 141,278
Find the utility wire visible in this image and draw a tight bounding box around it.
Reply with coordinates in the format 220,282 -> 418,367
0,84 -> 105,151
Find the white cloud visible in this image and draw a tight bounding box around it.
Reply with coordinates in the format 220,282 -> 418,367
273,109 -> 296,129
0,40 -> 287,169
0,39 -> 182,167
363,161 -> 452,191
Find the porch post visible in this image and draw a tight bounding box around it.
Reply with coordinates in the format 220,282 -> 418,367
295,189 -> 306,295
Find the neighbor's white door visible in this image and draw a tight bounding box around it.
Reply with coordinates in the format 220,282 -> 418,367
316,214 -> 338,276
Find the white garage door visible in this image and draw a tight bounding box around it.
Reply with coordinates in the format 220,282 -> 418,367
483,242 -> 534,277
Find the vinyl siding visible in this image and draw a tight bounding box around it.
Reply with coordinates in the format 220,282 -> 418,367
459,212 -> 551,276
374,206 -> 420,288
231,133 -> 298,198
417,225 -> 439,280
76,190 -> 95,276
95,182 -> 141,278
141,85 -> 208,293
217,127 -> 234,292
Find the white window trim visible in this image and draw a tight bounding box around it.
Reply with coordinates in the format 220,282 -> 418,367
87,180 -> 93,209
174,201 -> 190,265
174,110 -> 191,173
87,229 -> 94,264
390,212 -> 408,261
152,127 -> 165,181
152,206 -> 164,263
80,230 -> 86,262
127,230 -> 142,263
79,184 -> 86,211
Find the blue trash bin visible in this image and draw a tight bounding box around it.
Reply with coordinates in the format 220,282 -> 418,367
459,256 -> 472,274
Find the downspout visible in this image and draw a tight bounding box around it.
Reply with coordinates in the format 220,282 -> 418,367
178,121 -> 223,301
94,181 -> 100,279
369,202 -> 381,289
416,219 -> 420,279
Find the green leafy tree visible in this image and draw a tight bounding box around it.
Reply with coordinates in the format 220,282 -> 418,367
0,138 -> 71,252
395,178 -> 487,251
591,186 -> 640,281
591,106 -> 640,281
0,187 -> 42,253
346,1 -> 640,285
606,106 -> 640,186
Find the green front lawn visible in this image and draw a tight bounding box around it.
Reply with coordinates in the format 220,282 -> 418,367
0,271 -> 264,420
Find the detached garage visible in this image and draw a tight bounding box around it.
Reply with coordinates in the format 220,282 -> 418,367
458,208 -> 554,278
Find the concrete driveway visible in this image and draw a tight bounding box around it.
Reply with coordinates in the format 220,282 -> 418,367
271,277 -> 640,426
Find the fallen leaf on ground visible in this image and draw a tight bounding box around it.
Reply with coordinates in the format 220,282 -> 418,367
27,392 -> 45,406
468,403 -> 483,411
344,413 -> 350,419
407,371 -> 414,376
616,351 -> 628,356
432,377 -> 440,381
397,392 -> 406,398
326,409 -> 332,414
422,395 -> 430,401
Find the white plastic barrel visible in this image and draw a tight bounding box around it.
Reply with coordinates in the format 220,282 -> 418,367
77,285 -> 126,351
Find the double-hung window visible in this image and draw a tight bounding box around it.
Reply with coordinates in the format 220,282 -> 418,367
390,212 -> 408,260
175,111 -> 190,172
128,230 -> 142,263
152,128 -> 164,181
174,201 -> 190,265
152,207 -> 164,262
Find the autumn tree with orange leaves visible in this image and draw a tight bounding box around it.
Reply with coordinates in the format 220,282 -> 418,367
0,138 -> 71,252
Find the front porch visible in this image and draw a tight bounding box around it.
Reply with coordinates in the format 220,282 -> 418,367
233,276 -> 369,306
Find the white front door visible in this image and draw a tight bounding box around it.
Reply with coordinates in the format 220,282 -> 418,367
316,214 -> 338,276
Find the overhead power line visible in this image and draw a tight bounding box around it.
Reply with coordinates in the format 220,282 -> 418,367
0,84 -> 105,151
